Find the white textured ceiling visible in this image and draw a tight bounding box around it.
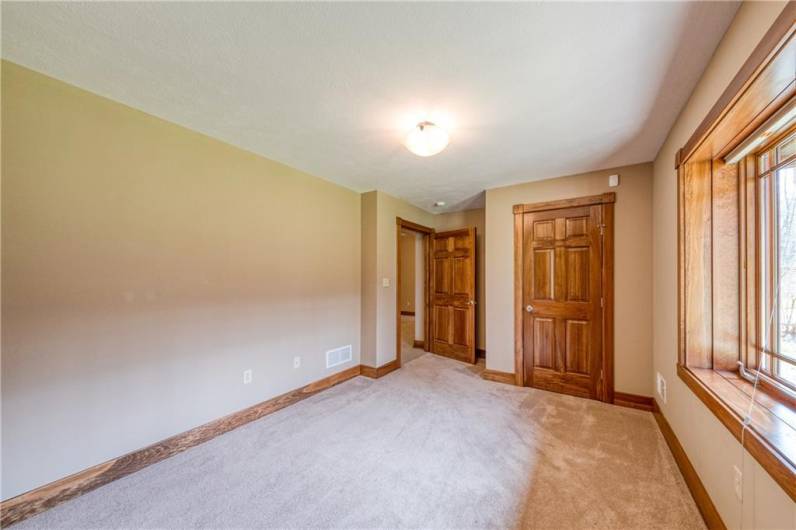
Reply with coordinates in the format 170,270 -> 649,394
2,2 -> 739,212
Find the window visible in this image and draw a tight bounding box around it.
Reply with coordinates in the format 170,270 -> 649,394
757,129 -> 796,389
673,4 -> 796,501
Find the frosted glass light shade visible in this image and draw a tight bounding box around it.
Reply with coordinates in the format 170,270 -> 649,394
405,121 -> 449,157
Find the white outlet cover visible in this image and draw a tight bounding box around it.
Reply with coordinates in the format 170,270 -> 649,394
293,356 -> 301,369
243,369 -> 252,384
382,278 -> 390,287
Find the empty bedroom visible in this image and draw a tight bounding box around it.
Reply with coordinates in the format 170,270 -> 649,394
1,1 -> 795,529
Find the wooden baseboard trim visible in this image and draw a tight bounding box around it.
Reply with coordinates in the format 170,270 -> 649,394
476,348 -> 486,359
481,369 -> 516,385
360,359 -> 400,379
0,364 -> 363,528
652,400 -> 726,530
613,392 -> 654,412
413,339 -> 425,349
400,310 -> 415,316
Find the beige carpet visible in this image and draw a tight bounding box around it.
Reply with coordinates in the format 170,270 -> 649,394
15,354 -> 704,529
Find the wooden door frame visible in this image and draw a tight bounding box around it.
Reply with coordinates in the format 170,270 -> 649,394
396,218 -> 434,366
513,192 -> 615,402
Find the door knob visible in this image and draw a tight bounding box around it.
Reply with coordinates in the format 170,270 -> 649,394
526,305 -> 534,313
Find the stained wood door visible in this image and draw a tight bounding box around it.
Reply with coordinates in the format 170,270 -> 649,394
431,228 -> 476,363
522,205 -> 604,399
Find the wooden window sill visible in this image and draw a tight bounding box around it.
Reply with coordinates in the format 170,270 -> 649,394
677,365 -> 796,501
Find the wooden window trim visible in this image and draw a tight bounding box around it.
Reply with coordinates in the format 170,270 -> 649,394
513,192 -> 615,402
676,6 -> 796,502
677,365 -> 796,500
676,3 -> 796,169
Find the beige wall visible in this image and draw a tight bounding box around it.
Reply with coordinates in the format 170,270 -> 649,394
358,191 -> 436,367
399,231 -> 416,313
485,163 -> 653,396
376,192 -> 436,366
362,198 -> 485,364
360,191 -> 378,367
7,5 -> 794,523
651,2 -> 795,527
1,61 -> 362,500
436,208 -> 486,351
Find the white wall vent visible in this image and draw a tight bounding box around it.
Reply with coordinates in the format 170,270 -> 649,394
326,345 -> 352,368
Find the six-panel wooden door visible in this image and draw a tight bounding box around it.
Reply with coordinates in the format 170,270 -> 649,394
522,204 -> 604,399
431,228 -> 476,363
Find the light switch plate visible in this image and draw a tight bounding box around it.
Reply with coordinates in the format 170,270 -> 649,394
382,278 -> 390,287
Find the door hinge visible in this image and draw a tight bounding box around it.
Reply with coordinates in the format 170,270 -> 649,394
599,224 -> 605,236
600,297 -> 604,308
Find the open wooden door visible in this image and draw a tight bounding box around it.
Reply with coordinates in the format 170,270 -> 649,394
430,228 -> 476,363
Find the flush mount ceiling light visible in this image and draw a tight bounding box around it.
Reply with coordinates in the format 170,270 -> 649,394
405,121 -> 449,157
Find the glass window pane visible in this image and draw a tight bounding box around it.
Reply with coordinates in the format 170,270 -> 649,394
777,134 -> 795,163
777,164 -> 796,363
779,360 -> 796,386
760,151 -> 771,173
761,174 -> 771,361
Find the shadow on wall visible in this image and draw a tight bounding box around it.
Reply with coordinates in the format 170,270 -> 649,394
592,1 -> 740,170
448,191 -> 485,211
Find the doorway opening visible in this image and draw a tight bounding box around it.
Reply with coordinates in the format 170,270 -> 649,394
396,218 -> 434,367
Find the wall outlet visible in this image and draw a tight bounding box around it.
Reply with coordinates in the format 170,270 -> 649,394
733,465 -> 743,501
656,372 -> 667,404
243,369 -> 252,385
382,278 -> 391,287
293,356 -> 301,369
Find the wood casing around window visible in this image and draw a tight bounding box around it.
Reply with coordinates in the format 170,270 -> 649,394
675,4 -> 796,501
